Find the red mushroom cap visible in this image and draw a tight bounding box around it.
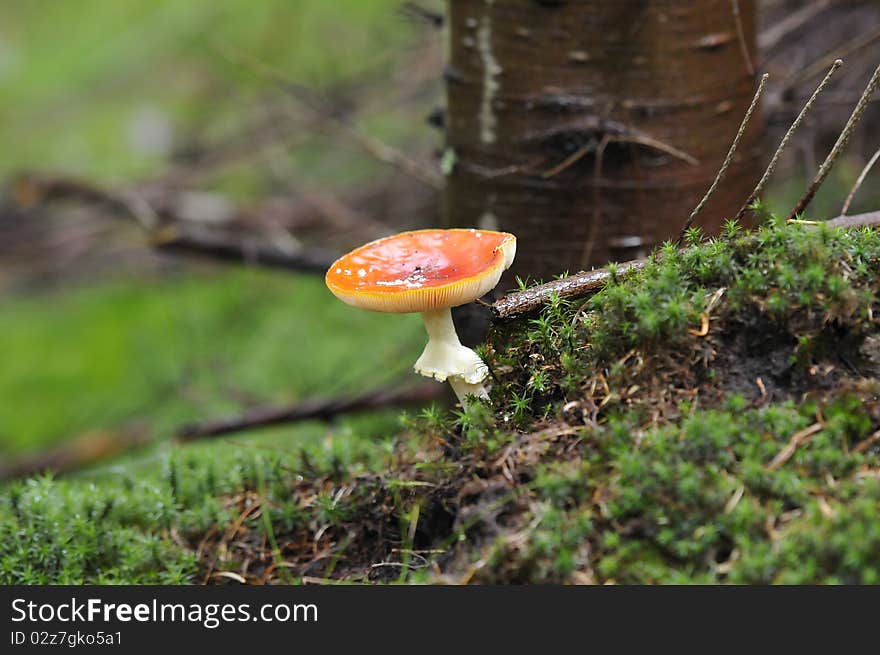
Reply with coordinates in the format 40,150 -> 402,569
325,228 -> 516,313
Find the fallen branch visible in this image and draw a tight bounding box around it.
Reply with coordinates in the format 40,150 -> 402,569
0,385 -> 443,479
13,174 -> 159,230
177,383 -> 443,441
0,428 -> 152,482
491,261 -> 647,320
152,227 -> 337,274
825,210 -> 880,230
12,173 -> 357,275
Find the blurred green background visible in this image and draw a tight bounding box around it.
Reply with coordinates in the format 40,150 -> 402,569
1,0 -> 414,180
0,0 -> 434,461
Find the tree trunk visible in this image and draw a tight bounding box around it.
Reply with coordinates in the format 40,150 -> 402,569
444,0 -> 761,283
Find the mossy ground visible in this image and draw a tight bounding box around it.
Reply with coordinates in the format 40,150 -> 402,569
6,212 -> 879,584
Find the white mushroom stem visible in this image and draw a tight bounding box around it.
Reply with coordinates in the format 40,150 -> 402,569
414,307 -> 490,406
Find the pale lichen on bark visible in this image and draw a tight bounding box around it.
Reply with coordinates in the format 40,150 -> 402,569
478,210 -> 499,231
477,1 -> 501,145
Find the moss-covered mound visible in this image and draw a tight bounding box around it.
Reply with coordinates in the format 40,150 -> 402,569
4,215 -> 880,584
208,216 -> 880,584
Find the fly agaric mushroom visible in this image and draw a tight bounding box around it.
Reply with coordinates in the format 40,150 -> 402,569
325,228 -> 516,405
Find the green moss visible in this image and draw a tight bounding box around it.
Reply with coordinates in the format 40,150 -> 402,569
467,218 -> 880,583
0,417 -> 395,584
487,217 -> 880,422
466,392 -> 880,584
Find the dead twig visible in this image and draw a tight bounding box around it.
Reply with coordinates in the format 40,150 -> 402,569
541,143 -> 593,179
619,133 -> 699,166
736,60 -> 842,221
678,73 -> 768,243
841,145 -> 880,215
767,423 -> 823,471
540,120 -> 698,179
853,430 -> 880,455
789,62 -> 880,221
177,383 -> 442,441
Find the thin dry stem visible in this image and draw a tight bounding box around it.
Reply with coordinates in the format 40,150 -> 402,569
767,423 -> 823,471
678,73 -> 768,243
758,0 -> 831,53
789,62 -> 880,221
841,145 -> 880,215
541,131 -> 697,180
618,134 -> 698,166
542,143 -> 592,179
736,59 -> 842,221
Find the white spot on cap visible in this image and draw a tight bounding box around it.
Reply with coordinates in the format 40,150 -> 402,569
376,272 -> 428,289
357,269 -> 367,277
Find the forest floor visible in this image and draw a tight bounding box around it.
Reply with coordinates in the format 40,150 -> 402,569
5,213 -> 880,584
